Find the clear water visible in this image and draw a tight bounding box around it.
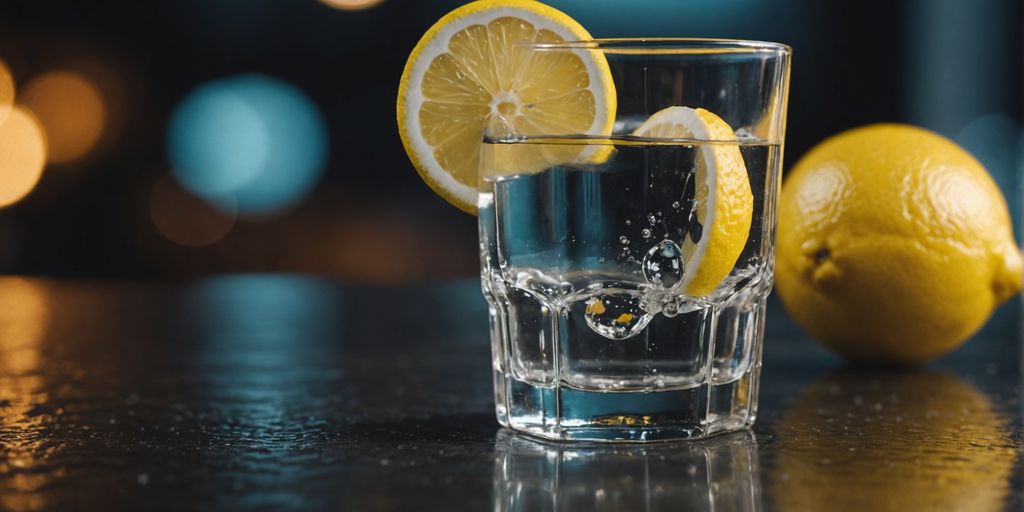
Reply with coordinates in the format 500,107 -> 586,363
480,137 -> 780,441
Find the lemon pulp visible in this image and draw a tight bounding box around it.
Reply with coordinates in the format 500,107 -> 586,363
397,0 -> 616,213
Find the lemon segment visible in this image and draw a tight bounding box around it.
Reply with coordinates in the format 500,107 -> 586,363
632,106 -> 754,296
397,0 -> 617,213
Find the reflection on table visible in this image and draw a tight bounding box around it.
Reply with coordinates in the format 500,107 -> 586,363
771,368 -> 1017,512
493,429 -> 760,511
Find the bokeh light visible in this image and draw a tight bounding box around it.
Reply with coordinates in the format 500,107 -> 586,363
0,108 -> 48,208
318,0 -> 386,11
550,0 -> 758,36
167,74 -> 328,216
21,71 -> 107,165
956,113 -> 1021,223
150,174 -> 237,247
0,59 -> 13,126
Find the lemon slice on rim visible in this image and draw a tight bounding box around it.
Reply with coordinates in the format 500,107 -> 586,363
633,106 -> 754,296
397,0 -> 616,213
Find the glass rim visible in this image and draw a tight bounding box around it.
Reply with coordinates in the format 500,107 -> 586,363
525,38 -> 791,55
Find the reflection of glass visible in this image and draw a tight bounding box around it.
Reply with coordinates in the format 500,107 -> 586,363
480,39 -> 791,441
493,429 -> 760,511
772,369 -> 1017,511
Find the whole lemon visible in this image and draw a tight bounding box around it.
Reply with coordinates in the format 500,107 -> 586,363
776,124 -> 1022,363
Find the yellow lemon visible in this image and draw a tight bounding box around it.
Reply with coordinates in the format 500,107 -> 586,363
631,106 -> 754,296
397,0 -> 616,213
776,124 -> 1022,363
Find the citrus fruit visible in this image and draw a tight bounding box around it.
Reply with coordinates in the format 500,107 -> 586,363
776,123 -> 1023,363
397,0 -> 616,213
632,106 -> 753,296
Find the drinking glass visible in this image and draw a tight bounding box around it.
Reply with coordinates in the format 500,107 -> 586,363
479,39 -> 791,441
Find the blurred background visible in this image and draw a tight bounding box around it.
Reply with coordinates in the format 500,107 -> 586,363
0,0 -> 1019,282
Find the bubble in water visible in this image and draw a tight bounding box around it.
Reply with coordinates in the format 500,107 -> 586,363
625,220 -> 631,226
642,239 -> 684,288
647,213 -> 657,225
661,298 -> 680,317
619,236 -> 629,245
672,201 -> 681,209
641,228 -> 652,239
584,294 -> 653,340
658,294 -> 704,318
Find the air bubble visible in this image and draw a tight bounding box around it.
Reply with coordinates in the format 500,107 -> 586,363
642,239 -> 684,288
672,201 -> 681,209
647,213 -> 657,225
584,294 -> 652,340
661,298 -> 680,317
619,236 -> 629,245
657,295 -> 702,318
641,228 -> 652,239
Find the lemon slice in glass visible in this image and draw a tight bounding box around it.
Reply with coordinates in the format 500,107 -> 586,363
633,106 -> 753,296
397,0 -> 616,213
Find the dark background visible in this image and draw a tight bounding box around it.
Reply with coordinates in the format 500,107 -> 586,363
0,0 -> 1019,281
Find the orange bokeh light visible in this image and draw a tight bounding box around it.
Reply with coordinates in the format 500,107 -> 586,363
0,108 -> 47,208
0,59 -> 13,126
21,71 -> 106,165
150,174 -> 237,247
318,0 -> 385,11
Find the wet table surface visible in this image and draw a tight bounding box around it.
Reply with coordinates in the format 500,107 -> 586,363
0,275 -> 1020,511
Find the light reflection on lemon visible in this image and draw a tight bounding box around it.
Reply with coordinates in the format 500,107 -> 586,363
0,278 -> 53,510
21,71 -> 106,165
0,108 -> 48,208
773,369 -> 1016,511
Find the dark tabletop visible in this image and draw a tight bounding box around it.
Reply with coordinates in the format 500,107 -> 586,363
0,275 -> 1020,511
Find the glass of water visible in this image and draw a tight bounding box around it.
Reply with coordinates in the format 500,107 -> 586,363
479,39 -> 791,441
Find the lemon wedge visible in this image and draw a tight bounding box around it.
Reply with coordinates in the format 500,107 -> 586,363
397,0 -> 616,213
632,106 -> 753,296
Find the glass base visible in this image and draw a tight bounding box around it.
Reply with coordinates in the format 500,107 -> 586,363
494,365 -> 760,442
488,291 -> 767,443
